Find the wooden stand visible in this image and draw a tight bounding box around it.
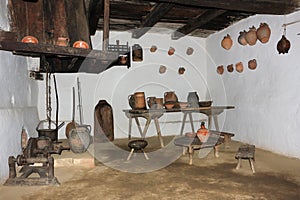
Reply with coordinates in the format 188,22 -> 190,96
235,144 -> 255,173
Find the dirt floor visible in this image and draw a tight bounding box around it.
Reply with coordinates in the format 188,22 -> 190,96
0,136 -> 300,200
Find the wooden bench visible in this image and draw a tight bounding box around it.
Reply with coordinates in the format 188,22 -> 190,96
174,132 -> 224,165
235,144 -> 255,173
219,131 -> 235,147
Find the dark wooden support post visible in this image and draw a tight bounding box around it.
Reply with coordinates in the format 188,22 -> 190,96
88,0 -> 104,35
103,0 -> 110,51
172,9 -> 226,40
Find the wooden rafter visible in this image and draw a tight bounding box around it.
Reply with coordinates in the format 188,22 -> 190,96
172,9 -> 226,40
88,0 -> 104,35
145,0 -> 300,15
132,3 -> 175,38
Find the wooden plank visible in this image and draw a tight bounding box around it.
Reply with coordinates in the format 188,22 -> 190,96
145,0 -> 300,15
172,9 -> 226,40
43,0 -> 55,44
52,0 -> 68,44
132,3 -> 175,39
0,41 -> 118,59
25,0 -> 45,43
87,0 -> 104,35
9,0 -> 28,40
64,0 -> 91,48
103,0 -> 110,51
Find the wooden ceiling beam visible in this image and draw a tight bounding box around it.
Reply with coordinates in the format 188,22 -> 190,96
132,2 -> 175,38
145,0 -> 300,14
172,9 -> 226,40
88,0 -> 104,35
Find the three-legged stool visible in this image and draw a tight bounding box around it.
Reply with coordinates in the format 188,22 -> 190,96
127,139 -> 149,160
235,144 -> 255,173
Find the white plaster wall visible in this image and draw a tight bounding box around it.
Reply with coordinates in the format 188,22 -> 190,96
38,30 -> 211,140
0,2 -> 39,183
206,12 -> 300,158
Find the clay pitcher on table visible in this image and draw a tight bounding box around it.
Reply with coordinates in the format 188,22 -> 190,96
128,92 -> 146,109
164,91 -> 178,103
187,91 -> 199,107
147,96 -> 156,109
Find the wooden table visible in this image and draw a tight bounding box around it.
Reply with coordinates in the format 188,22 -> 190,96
123,106 -> 234,148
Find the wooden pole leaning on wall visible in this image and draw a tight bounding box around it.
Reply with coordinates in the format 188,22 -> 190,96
102,0 -> 110,51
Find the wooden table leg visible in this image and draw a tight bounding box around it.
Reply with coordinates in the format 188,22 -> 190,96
154,117 -> 164,147
141,118 -> 151,138
188,145 -> 194,165
128,117 -> 133,139
180,113 -> 188,136
188,113 -> 195,133
134,117 -> 144,136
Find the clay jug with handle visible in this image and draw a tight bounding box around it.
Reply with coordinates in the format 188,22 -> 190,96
164,91 -> 178,103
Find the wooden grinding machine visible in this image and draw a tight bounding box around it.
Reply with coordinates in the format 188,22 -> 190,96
4,72 -> 69,186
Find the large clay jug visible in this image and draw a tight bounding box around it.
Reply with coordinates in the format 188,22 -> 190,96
134,92 -> 146,109
245,26 -> 257,46
164,91 -> 178,103
187,92 -> 199,107
68,125 -> 91,153
257,23 -> 271,44
221,34 -> 233,50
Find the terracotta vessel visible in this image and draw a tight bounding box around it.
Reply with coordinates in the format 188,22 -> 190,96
257,23 -> 271,44
277,35 -> 290,54
248,59 -> 257,70
155,98 -> 164,109
164,91 -> 178,103
221,34 -> 233,50
68,125 -> 91,153
159,65 -> 167,74
186,47 -> 194,55
235,62 -> 244,73
56,37 -> 69,46
21,36 -> 38,44
178,67 -> 185,75
128,92 -> 146,109
150,45 -> 157,52
73,40 -> 89,49
147,96 -> 156,109
187,92 -> 199,107
217,65 -> 224,75
245,26 -> 257,46
227,64 -> 234,73
238,30 -> 248,46
168,47 -> 175,55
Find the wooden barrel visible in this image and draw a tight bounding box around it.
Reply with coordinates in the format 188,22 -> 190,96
94,100 -> 114,143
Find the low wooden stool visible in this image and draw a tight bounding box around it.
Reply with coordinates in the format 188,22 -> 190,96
127,139 -> 149,160
235,144 -> 255,173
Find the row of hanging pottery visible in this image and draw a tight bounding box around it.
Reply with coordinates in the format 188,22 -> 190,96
217,59 -> 257,75
221,23 -> 271,50
150,45 -> 194,56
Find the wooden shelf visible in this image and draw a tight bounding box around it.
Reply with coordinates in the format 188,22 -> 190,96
0,40 -> 119,60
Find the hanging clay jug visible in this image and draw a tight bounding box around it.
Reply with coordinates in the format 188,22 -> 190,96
164,91 -> 178,103
217,65 -> 224,75
168,47 -> 175,55
159,65 -> 167,74
186,47 -> 194,55
248,59 -> 257,70
245,26 -> 257,46
150,45 -> 157,52
221,34 -> 233,50
235,62 -> 244,73
227,64 -> 234,73
257,23 -> 271,44
277,35 -> 291,54
238,30 -> 248,46
178,67 -> 185,75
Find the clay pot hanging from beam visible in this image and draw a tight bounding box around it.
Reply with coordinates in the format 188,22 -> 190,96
238,30 -> 248,46
277,35 -> 290,54
248,59 -> 257,70
235,62 -> 244,73
221,34 -> 233,50
245,26 -> 257,46
217,65 -> 224,75
257,23 -> 271,44
227,64 -> 234,73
